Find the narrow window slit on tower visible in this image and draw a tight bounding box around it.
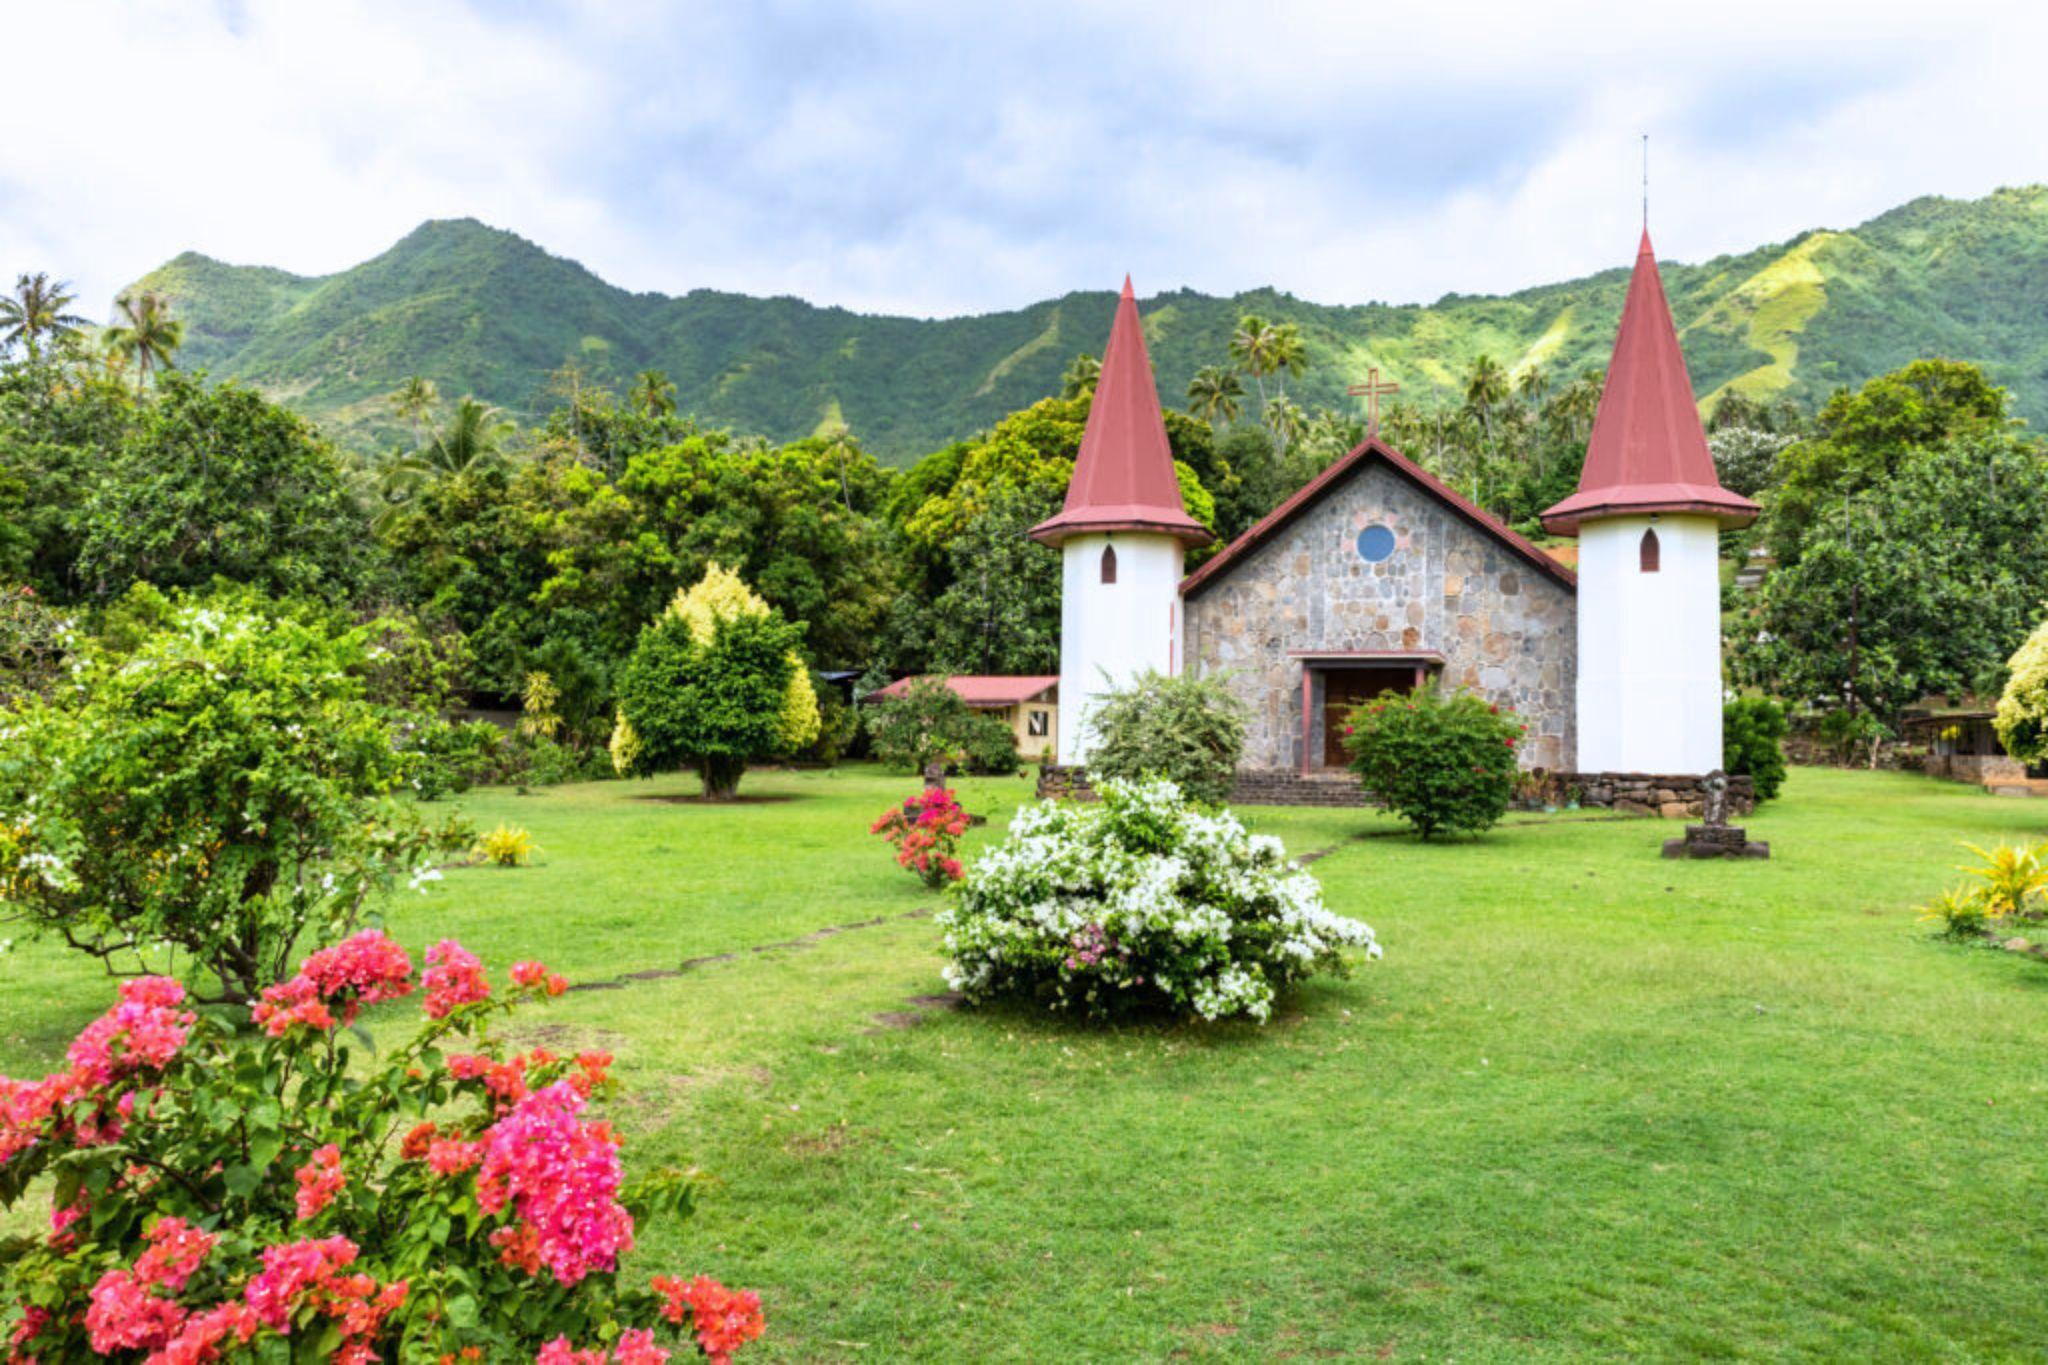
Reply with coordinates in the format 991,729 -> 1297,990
1639,527 -> 1660,573
1100,544 -> 1117,584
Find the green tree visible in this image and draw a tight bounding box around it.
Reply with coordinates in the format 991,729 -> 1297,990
1060,352 -> 1101,401
631,367 -> 679,416
1735,433 -> 2048,719
77,372 -> 367,600
1996,616 -> 2048,764
1768,360 -> 2010,563
102,290 -> 184,390
0,272 -> 87,362
925,485 -> 1062,675
1186,365 -> 1244,425
392,374 -> 439,447
1229,314 -> 1279,408
611,564 -> 818,799
0,593 -> 463,1002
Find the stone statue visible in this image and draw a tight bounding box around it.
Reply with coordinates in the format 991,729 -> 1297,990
1702,769 -> 1729,827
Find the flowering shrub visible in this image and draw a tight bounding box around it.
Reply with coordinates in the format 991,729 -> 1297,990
0,931 -> 764,1362
1342,685 -> 1524,838
0,596 -> 470,1003
477,824 -> 538,868
938,777 -> 1378,1022
870,788 -> 970,888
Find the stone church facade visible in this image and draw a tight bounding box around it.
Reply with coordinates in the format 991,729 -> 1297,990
1180,438 -> 1577,776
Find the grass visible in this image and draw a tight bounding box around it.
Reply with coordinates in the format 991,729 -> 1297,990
5,763 -> 2048,1359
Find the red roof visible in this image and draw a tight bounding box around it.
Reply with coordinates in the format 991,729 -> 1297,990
869,675 -> 1059,706
1181,433 -> 1576,599
1029,278 -> 1212,549
1541,231 -> 1759,535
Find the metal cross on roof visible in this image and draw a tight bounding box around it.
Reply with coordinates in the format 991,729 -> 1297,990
1347,366 -> 1401,435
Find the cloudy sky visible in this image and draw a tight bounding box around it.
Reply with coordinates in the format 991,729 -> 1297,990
7,0 -> 2046,320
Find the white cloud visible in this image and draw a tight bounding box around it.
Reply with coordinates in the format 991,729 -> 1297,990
3,0 -> 2045,320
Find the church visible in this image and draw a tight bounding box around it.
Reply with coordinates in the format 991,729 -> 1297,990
1029,230 -> 1759,807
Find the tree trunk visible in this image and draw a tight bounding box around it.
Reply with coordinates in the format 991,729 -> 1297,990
699,754 -> 748,801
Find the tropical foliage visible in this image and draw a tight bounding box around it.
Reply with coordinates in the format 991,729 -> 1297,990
940,777 -> 1378,1022
0,594 -> 469,1003
0,936 -> 763,1362
1343,685 -> 1525,838
1723,697 -> 1790,803
1994,615 -> 2048,765
1084,670 -> 1248,805
870,787 -> 971,888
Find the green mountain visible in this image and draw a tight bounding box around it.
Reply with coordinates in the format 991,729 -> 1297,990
121,186 -> 2048,463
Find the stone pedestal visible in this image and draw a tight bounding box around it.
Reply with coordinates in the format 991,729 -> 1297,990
1662,823 -> 1770,859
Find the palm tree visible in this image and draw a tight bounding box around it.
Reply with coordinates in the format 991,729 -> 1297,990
1229,314 -> 1277,406
103,292 -> 183,390
1,273 -> 87,362
1185,365 -> 1244,425
1264,395 -> 1307,455
414,397 -> 513,479
391,376 -> 439,449
630,368 -> 678,417
1517,363 -> 1548,416
1060,353 -> 1101,401
1265,322 -> 1308,399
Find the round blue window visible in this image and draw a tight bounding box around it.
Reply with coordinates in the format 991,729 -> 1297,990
1355,524 -> 1397,563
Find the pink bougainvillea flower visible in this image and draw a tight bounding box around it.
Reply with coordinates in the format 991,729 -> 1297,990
294,1144 -> 345,1219
85,1267 -> 188,1354
421,939 -> 491,1019
536,1338 -> 609,1365
67,976 -> 195,1092
474,1081 -> 634,1286
611,1327 -> 671,1364
135,1217 -> 218,1293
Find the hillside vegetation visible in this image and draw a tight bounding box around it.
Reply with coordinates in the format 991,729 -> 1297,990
119,186 -> 2048,462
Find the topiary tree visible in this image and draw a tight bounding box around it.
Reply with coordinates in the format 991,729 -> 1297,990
1996,615 -> 2048,765
0,934 -> 764,1361
1085,671 -> 1248,804
611,563 -> 819,800
1723,696 -> 1790,802
1342,684 -> 1523,838
0,595 -> 467,1004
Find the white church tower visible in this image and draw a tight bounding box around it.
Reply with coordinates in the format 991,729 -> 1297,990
1541,231 -> 1760,775
1030,277 -> 1213,765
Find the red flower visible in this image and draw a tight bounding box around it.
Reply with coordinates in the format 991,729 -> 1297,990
294,1145 -> 345,1219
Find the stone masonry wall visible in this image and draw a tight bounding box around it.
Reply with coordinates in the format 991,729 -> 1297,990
1182,459 -> 1576,772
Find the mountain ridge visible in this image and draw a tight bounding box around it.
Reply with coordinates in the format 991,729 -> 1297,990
120,186 -> 2048,462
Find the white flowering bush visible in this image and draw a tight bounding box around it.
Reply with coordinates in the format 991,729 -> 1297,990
938,777 -> 1379,1023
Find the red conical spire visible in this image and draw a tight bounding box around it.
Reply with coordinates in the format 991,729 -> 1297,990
1029,277 -> 1212,548
1540,231 -> 1758,535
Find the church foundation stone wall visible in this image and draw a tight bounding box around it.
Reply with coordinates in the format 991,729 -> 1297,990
1182,460 -> 1577,773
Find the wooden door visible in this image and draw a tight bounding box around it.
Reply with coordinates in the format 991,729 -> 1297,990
1323,667 -> 1417,767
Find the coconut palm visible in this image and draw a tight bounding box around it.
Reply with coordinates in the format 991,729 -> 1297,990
1265,322 -> 1308,398
1060,353 -> 1101,401
1185,365 -> 1244,425
418,397 -> 513,478
391,376 -> 439,449
630,368 -> 677,417
102,292 -> 184,390
1517,362 -> 1548,415
1,273 -> 88,362
1229,314 -> 1278,406
1264,395 -> 1307,454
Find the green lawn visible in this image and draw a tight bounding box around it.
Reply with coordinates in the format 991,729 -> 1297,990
6,764 -> 2048,1360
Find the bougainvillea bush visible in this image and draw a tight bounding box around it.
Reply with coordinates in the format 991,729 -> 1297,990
869,788 -> 970,888
937,778 -> 1377,1023
1342,685 -> 1525,838
0,932 -> 764,1363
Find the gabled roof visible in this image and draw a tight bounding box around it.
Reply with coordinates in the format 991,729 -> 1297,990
868,675 -> 1059,707
1180,434 -> 1576,599
1028,278 -> 1212,549
1541,230 -> 1759,535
